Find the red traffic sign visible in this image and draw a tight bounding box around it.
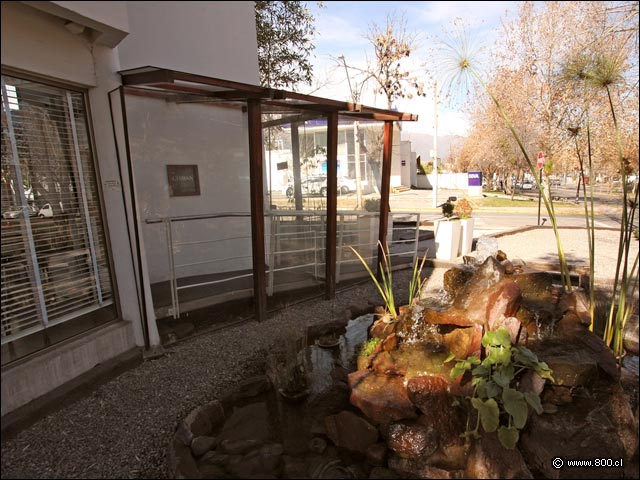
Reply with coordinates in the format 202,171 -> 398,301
537,151 -> 545,169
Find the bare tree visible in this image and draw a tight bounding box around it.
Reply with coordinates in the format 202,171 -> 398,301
457,1 -> 638,185
365,13 -> 427,109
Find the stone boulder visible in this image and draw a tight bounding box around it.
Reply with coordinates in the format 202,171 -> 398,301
348,370 -> 417,425
443,325 -> 483,359
520,384 -> 637,479
388,455 -> 462,479
472,279 -> 521,327
443,265 -> 475,297
217,402 -> 270,444
453,256 -> 506,311
465,431 -> 533,478
324,410 -> 379,456
512,271 -> 557,309
422,278 -> 521,330
387,420 -> 439,459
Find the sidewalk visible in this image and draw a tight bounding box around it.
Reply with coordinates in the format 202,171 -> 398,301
419,224 -> 638,285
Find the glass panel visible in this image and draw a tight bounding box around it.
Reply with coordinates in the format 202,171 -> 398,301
1,73 -> 116,365
264,112 -> 328,308
124,93 -> 253,331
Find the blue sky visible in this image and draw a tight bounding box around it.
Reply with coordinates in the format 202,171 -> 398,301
302,1 -> 522,136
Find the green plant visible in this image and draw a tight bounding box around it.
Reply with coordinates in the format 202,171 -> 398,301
364,198 -> 381,212
351,242 -> 428,320
441,201 -> 455,218
350,241 -> 397,318
446,327 -> 554,449
564,52 -> 640,361
408,249 -> 429,305
358,337 -> 382,357
454,198 -> 473,219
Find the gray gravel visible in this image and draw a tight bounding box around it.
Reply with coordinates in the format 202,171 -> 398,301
1,226 -> 636,479
493,227 -> 639,285
0,270 -> 418,479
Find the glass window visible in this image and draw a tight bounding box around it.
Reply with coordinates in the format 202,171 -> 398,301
1,73 -> 116,365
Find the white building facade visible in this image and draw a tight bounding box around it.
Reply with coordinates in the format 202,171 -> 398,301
1,0 -> 259,419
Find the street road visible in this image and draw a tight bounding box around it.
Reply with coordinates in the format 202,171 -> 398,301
387,185 -> 631,237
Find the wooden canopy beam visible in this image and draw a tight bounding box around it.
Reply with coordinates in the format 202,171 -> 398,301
247,99 -> 267,322
325,112 -> 339,300
377,121 -> 394,276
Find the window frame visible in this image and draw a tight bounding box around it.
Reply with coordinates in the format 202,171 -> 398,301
1,68 -> 121,364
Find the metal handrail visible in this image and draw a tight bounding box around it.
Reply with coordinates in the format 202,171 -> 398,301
146,210 -> 424,318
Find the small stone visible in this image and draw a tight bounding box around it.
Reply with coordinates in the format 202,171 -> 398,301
199,450 -> 230,467
501,259 -> 514,274
369,466 -> 401,479
182,406 -> 213,438
324,410 -> 378,455
198,463 -> 228,478
190,435 -> 218,457
282,455 -> 309,478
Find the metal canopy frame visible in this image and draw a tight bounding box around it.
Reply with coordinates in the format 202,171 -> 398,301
117,66 -> 418,322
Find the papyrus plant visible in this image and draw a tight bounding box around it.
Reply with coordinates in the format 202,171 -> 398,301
564,51 -> 639,361
440,29 -> 573,290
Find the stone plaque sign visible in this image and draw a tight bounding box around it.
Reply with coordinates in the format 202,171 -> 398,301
167,165 -> 200,197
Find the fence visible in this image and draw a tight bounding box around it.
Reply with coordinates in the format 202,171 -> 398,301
146,210 -> 425,319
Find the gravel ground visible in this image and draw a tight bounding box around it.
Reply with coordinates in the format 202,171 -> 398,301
1,226 -> 636,479
493,226 -> 639,285
0,270 -> 420,479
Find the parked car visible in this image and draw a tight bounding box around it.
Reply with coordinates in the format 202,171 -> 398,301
284,175 -> 358,197
338,176 -> 357,194
549,177 -> 561,187
518,181 -> 536,190
2,204 -> 38,219
38,203 -> 54,218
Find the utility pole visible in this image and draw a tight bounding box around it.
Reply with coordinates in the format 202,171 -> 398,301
432,80 -> 438,208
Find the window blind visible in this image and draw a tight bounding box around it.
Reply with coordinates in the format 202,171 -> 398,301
1,74 -> 113,347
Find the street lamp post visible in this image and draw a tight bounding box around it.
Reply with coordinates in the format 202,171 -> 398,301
432,81 -> 438,208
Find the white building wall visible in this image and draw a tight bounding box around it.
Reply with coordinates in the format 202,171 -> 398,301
400,140 -> 413,187
48,0 -> 129,34
1,1 -> 143,416
1,0 -> 259,417
118,1 -> 259,84
1,2 -> 99,86
23,0 -> 129,46
390,124 -> 402,188
127,96 -> 254,283
2,2 -> 146,345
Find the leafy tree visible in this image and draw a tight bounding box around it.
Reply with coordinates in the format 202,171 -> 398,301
255,1 -> 319,89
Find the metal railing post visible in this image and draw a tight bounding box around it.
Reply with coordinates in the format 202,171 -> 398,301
267,214 -> 275,296
413,213 -> 421,266
164,218 -> 179,319
336,213 -> 344,283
